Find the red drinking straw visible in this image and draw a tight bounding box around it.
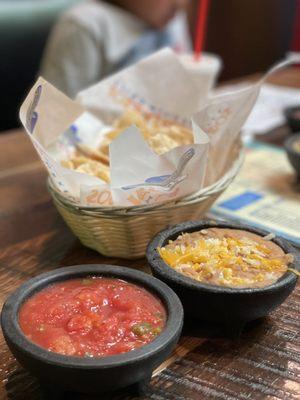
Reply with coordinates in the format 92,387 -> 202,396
194,0 -> 211,60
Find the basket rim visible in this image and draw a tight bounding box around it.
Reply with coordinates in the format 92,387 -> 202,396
48,149 -> 244,216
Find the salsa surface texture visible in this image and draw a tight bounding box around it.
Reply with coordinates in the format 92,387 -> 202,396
158,228 -> 292,288
19,277 -> 166,357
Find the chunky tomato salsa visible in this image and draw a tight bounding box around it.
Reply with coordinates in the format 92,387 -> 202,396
19,277 -> 166,357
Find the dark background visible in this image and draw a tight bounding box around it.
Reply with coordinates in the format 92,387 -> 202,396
194,0 -> 297,80
0,0 -> 298,131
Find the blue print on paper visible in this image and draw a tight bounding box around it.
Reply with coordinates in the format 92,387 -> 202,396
26,85 -> 42,133
122,148 -> 195,191
218,191 -> 263,211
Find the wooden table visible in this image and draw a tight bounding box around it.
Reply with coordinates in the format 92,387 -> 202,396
0,68 -> 300,400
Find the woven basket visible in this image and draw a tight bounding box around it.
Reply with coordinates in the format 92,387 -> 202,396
48,152 -> 244,259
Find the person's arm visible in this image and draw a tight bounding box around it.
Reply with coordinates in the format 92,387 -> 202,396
40,19 -> 102,98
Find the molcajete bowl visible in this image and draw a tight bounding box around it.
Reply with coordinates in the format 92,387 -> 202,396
146,221 -> 299,332
1,264 -> 183,394
284,133 -> 300,178
284,105 -> 300,133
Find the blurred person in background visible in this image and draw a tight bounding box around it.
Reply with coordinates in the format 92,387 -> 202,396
40,0 -> 191,98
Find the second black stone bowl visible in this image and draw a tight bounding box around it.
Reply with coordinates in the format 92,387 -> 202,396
284,105 -> 300,133
1,264 -> 183,394
146,221 -> 299,332
284,133 -> 300,178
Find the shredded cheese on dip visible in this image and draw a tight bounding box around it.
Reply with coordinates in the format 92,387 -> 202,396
158,228 -> 294,288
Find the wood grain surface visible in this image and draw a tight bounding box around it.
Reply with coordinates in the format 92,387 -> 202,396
0,68 -> 299,400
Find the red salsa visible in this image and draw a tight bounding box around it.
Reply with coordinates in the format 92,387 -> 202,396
19,277 -> 166,357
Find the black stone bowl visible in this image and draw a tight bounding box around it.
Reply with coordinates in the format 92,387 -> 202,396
1,264 -> 183,394
146,221 -> 299,333
284,133 -> 300,178
284,105 -> 300,133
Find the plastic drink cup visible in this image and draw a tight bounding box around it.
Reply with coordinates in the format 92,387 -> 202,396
179,52 -> 222,108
